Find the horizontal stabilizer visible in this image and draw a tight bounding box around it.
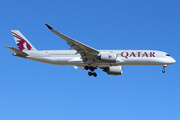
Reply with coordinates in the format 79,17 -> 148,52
5,46 -> 28,56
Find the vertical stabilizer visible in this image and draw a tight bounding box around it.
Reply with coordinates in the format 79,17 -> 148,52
11,30 -> 37,52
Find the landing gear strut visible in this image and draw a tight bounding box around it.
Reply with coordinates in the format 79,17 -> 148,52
162,65 -> 167,73
84,66 -> 97,77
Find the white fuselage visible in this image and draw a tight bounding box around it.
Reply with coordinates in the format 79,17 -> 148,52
8,27 -> 176,76
25,50 -> 176,67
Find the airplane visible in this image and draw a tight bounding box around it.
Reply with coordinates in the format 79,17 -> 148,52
6,23 -> 176,77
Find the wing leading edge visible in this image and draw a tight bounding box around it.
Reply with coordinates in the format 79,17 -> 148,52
45,23 -> 99,63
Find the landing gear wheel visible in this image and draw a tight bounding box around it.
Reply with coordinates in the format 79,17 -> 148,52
87,65 -> 97,77
88,72 -> 92,76
89,66 -> 94,71
84,66 -> 89,70
88,72 -> 97,77
162,65 -> 167,73
93,73 -> 97,77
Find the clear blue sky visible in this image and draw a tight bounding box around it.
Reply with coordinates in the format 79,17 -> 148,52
1,0 -> 180,120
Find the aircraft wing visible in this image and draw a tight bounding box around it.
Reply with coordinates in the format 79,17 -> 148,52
45,23 -> 100,63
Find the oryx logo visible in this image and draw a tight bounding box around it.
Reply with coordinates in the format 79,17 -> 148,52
109,55 -> 112,58
12,32 -> 32,51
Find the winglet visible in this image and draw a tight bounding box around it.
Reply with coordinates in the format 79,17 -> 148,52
45,23 -> 53,29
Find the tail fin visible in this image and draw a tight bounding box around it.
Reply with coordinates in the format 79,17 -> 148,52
11,30 -> 37,52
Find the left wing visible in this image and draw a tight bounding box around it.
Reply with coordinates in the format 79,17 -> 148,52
45,23 -> 99,63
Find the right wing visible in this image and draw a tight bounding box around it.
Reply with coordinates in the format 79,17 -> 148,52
45,23 -> 100,63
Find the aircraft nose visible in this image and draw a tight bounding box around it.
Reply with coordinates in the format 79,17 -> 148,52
171,57 -> 176,64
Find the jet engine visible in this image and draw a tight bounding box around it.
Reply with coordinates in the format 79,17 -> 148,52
103,66 -> 123,75
96,53 -> 119,62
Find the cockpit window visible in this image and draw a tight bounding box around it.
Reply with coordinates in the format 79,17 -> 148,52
166,54 -> 170,56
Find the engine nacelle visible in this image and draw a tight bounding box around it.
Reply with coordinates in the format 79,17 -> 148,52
97,53 -> 118,62
103,66 -> 123,75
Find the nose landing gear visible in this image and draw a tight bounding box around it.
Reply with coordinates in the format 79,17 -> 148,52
162,65 -> 167,73
84,66 -> 97,77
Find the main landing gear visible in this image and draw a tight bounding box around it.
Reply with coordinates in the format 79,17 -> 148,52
162,65 -> 167,73
84,66 -> 97,77
88,72 -> 97,77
